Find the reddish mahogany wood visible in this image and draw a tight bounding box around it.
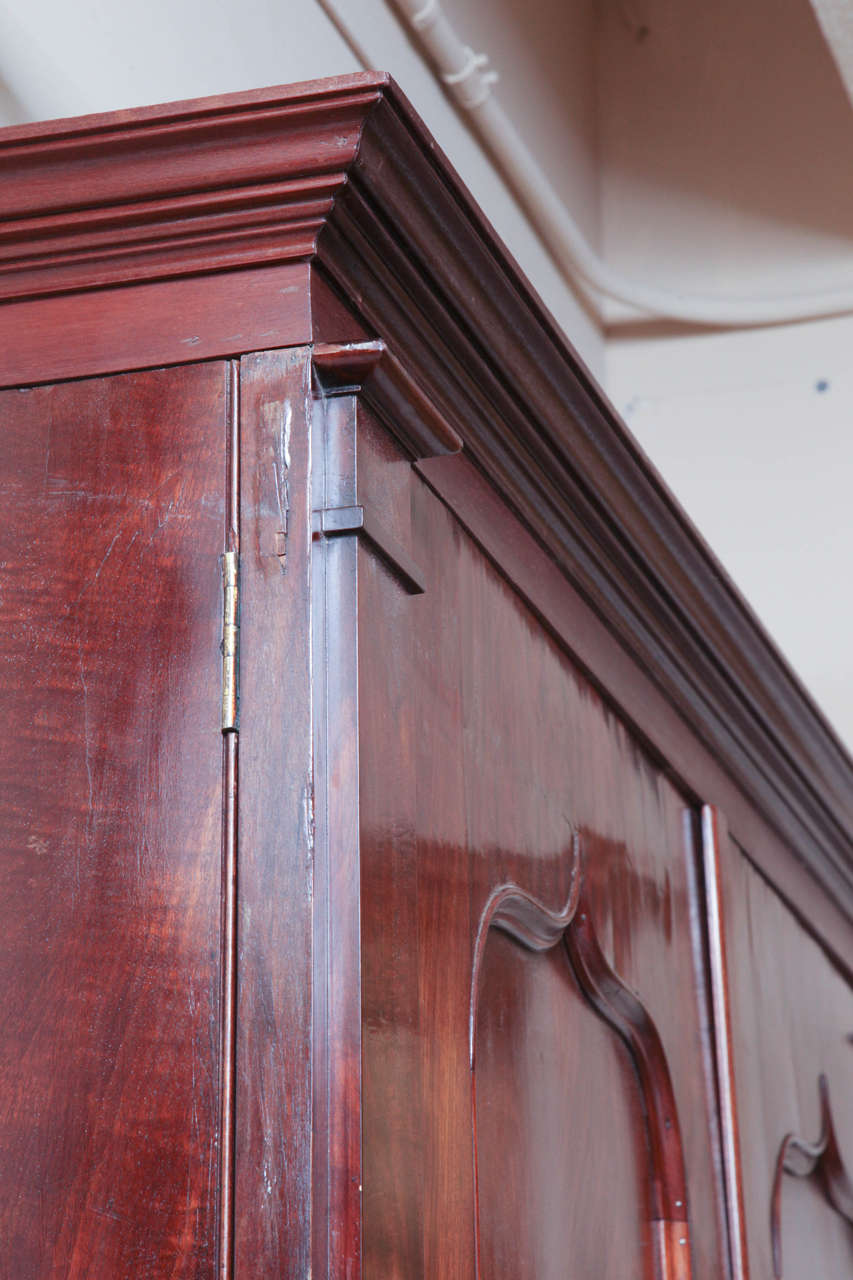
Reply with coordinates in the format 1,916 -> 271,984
415,448 -> 853,981
318,83 -> 853,922
771,1074 -> 853,1277
0,263 -> 310,391
2,73 -> 853,1280
566,891 -> 690,1231
233,349 -> 314,1274
700,807 -> 750,1280
1,74 -> 852,941
0,75 -> 386,298
310,270 -> 372,345
720,838 -> 853,1278
347,399 -> 729,1277
313,340 -> 463,459
0,363 -> 227,1276
217,362 -> 240,1279
476,935 -> 654,1278
474,873 -> 692,1278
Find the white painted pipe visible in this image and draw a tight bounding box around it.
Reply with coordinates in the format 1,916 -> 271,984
389,0 -> 853,328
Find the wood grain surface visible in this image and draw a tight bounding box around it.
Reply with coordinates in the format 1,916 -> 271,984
720,837 -> 853,1279
1,73 -> 851,943
0,363 -> 228,1276
347,400 -> 728,1278
1,72 -> 852,1280
233,349 -> 314,1276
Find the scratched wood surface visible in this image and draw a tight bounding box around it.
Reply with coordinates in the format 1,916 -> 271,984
0,364 -> 227,1277
233,349 -> 314,1276
352,408 -> 727,1277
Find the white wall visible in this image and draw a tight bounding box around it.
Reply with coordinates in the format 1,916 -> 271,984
608,316 -> 853,751
597,0 -> 853,304
0,0 -> 360,123
598,0 -> 853,752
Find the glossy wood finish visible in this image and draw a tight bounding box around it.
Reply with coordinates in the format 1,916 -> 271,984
233,349 -> 314,1275
720,838 -> 853,1278
3,73 -> 853,1280
0,364 -> 227,1275
700,807 -> 749,1280
476,934 -> 654,1278
414,449 -> 853,978
311,371 -> 365,1278
475,874 -> 693,1279
313,83 -> 853,928
771,1074 -> 853,1277
345,394 -> 729,1278
566,893 -> 690,1246
0,75 -> 384,301
2,73 -> 851,938
0,264 -> 310,391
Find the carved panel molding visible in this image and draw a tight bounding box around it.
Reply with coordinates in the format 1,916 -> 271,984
470,841 -> 692,1280
771,1074 -> 853,1278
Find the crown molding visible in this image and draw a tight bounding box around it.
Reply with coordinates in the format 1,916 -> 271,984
1,74 -> 852,917
314,82 -> 853,917
0,73 -> 385,301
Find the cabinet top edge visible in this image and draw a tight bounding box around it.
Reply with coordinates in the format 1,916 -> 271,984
1,71 -> 852,919
0,71 -> 391,148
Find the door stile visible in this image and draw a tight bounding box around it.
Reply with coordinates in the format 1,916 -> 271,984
311,367 -> 364,1280
233,348 -> 315,1275
218,359 -> 240,1280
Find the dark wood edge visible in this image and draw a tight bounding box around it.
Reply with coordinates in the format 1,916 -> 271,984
217,360 -> 241,1280
468,838 -> 583,1070
310,382 -> 365,1278
563,897 -> 690,1232
0,75 -> 387,302
0,72 -> 389,146
770,1074 -> 853,1277
313,341 -> 462,459
317,505 -> 425,595
469,843 -> 692,1280
701,807 -> 750,1280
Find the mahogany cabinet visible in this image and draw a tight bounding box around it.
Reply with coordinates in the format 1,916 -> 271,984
1,72 -> 852,1279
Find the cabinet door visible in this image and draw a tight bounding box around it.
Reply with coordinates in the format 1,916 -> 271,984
0,364 -> 228,1277
341,407 -> 729,1278
722,837 -> 853,1278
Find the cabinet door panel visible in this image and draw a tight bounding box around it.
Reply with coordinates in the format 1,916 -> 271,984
722,841 -> 853,1278
0,365 -> 227,1277
475,934 -> 653,1279
352,411 -> 727,1277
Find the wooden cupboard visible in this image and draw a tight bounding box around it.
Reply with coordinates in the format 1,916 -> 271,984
1,72 -> 852,1278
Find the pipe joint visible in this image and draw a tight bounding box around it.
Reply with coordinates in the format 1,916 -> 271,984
441,46 -> 498,109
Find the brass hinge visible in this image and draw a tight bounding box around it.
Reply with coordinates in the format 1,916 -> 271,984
221,550 -> 239,732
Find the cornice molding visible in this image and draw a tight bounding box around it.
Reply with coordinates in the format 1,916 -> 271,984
0,74 -> 384,301
2,74 -> 852,916
315,83 -> 853,918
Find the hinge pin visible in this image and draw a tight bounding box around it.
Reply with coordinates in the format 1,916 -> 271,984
221,551 -> 239,732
